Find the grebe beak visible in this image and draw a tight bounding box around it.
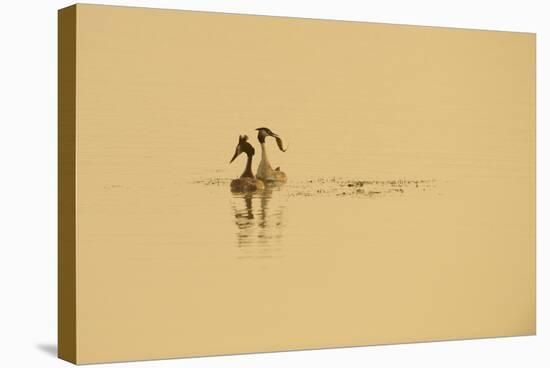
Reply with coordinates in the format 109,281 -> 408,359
229,146 -> 241,163
256,127 -> 288,152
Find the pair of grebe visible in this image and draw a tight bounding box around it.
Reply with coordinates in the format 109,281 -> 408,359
229,127 -> 287,192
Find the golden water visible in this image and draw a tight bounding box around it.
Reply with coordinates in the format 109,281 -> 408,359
73,5 -> 535,362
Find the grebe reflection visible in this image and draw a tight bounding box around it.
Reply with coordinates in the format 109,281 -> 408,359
231,184 -> 286,260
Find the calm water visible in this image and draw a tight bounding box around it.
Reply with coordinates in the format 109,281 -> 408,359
192,175 -> 438,261
73,11 -> 535,360
79,119 -> 533,348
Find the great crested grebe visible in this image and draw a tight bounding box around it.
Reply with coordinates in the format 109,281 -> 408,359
229,135 -> 265,192
255,127 -> 288,183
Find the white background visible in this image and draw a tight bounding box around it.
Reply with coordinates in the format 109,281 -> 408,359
0,0 -> 547,367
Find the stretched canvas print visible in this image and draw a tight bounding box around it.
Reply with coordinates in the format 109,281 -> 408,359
58,4 -> 536,364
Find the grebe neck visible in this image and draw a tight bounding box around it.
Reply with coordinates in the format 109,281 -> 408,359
241,153 -> 254,178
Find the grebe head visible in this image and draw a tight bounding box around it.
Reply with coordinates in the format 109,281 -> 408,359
230,135 -> 255,163
256,127 -> 287,152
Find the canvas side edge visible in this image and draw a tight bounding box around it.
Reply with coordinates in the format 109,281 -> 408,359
532,32 -> 537,335
58,4 -> 77,364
